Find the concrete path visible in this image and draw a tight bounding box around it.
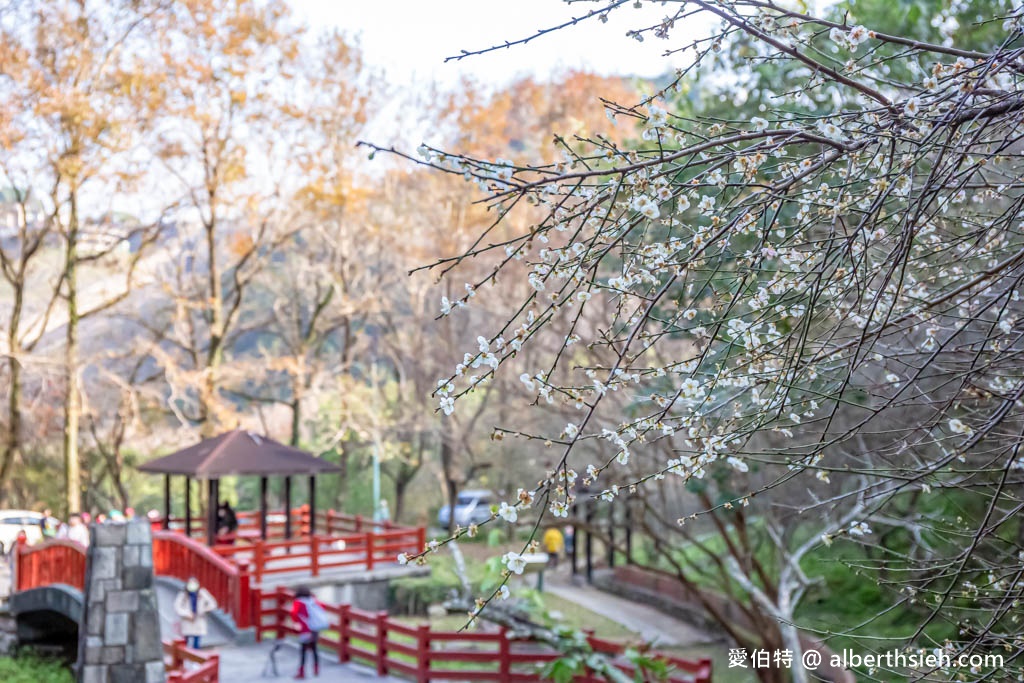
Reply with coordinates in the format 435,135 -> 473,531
209,640 -> 404,683
545,575 -> 717,648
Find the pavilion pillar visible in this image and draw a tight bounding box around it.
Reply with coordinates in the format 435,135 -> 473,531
308,475 -> 316,536
207,478 -> 219,547
283,476 -> 292,540
608,498 -> 615,569
259,476 -> 268,540
585,499 -> 593,583
184,477 -> 192,538
625,499 -> 633,564
570,501 -> 578,577
163,475 -> 171,530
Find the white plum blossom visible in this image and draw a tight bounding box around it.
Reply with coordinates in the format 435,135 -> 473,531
647,105 -> 668,128
751,116 -> 769,132
849,521 -> 872,536
630,194 -> 660,219
550,500 -> 569,517
498,585 -> 510,600
727,456 -> 749,473
397,553 -> 408,565
497,502 -> 518,523
830,25 -> 871,50
847,25 -> 871,45
948,418 -> 973,436
503,552 -> 527,575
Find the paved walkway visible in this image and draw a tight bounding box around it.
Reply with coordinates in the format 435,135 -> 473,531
545,574 -> 717,648
210,640 -> 403,682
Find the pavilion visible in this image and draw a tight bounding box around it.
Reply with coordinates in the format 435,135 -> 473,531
137,429 -> 342,547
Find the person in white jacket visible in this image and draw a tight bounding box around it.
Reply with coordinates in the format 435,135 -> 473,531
174,577 -> 218,649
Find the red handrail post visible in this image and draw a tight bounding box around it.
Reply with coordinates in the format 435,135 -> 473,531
375,611 -> 388,676
236,560 -> 252,629
366,532 -> 375,570
253,587 -> 263,642
416,527 -> 426,555
310,535 -> 320,577
698,657 -> 713,683
354,514 -> 362,533
14,535 -> 27,592
416,623 -> 431,683
209,653 -> 220,683
275,587 -> 287,641
337,604 -> 350,663
172,638 -> 186,670
499,626 -> 511,683
253,540 -> 265,586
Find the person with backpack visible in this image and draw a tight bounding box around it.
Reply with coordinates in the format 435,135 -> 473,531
289,585 -> 328,678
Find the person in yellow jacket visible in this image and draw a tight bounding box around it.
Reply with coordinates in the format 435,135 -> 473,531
542,526 -> 564,568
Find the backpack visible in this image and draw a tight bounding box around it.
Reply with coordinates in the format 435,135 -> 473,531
304,599 -> 329,632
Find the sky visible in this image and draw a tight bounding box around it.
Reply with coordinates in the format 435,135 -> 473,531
288,0 -> 708,89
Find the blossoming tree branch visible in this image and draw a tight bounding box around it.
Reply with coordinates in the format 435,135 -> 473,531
366,0 -> 1024,680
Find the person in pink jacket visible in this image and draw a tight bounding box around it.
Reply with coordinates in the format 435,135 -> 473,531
289,585 -> 328,678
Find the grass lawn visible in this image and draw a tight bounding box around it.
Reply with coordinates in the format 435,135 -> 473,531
392,590 -> 639,642
537,593 -> 641,641
663,645 -> 757,683
0,655 -> 73,683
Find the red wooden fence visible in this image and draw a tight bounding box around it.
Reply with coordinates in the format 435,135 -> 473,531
165,638 -> 219,683
209,526 -> 423,585
253,587 -> 712,683
164,507 -> 417,542
14,538 -> 87,592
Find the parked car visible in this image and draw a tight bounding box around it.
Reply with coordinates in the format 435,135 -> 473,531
0,510 -> 47,554
437,490 -> 495,528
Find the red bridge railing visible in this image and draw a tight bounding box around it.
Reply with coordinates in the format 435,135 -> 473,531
165,638 -> 219,683
15,518 -> 424,633
14,538 -> 87,592
253,586 -> 713,683
152,531 -> 253,629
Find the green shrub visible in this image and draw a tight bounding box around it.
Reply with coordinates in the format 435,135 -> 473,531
0,654 -> 73,683
391,571 -> 464,615
390,551 -> 491,615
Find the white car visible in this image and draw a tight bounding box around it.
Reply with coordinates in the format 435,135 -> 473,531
0,510 -> 49,554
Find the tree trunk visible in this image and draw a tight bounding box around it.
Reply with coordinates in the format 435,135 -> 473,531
0,340 -> 23,506
202,217 -> 224,437
333,447 -> 349,510
290,369 -> 304,447
440,426 -> 458,534
62,190 -> 82,516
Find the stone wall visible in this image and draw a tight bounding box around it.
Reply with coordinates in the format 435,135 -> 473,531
76,519 -> 165,683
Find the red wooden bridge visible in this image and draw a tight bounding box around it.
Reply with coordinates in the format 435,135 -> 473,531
13,507 -> 424,631
9,510 -> 712,683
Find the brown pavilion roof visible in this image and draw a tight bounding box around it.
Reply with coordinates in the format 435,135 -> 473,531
136,429 -> 341,478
